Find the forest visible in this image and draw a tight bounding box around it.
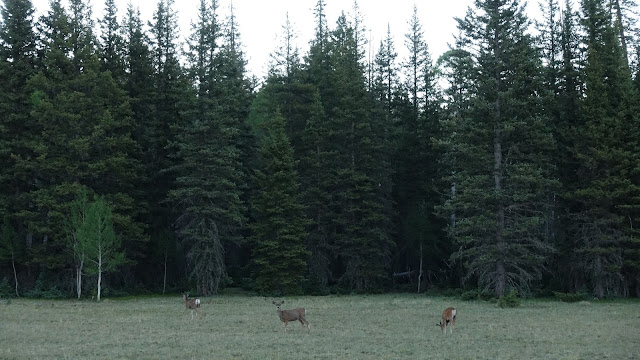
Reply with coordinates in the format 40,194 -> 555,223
0,0 -> 639,300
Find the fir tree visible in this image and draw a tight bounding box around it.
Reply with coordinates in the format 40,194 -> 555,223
249,110 -> 309,295
24,0 -> 143,276
0,0 -> 37,230
440,0 -> 557,297
564,0 -> 640,298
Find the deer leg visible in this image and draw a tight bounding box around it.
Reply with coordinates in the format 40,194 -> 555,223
452,318 -> 455,333
284,320 -> 288,333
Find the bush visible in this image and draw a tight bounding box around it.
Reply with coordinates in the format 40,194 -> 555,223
498,289 -> 521,308
554,291 -> 587,303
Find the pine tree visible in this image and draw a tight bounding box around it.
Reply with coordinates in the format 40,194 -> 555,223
0,0 -> 38,245
249,110 -> 309,295
372,24 -> 398,116
440,0 -> 557,297
393,4 -> 443,292
167,0 -> 246,295
268,12 -> 301,83
98,0 -> 125,82
564,0 -> 640,298
23,0 -> 143,278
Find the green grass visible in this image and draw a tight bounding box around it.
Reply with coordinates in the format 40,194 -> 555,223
1,293 -> 639,359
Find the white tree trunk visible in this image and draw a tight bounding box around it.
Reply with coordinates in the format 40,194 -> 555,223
97,248 -> 102,301
76,258 -> 83,300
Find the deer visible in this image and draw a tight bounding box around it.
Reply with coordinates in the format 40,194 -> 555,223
437,307 -> 456,334
183,293 -> 201,319
272,301 -> 310,333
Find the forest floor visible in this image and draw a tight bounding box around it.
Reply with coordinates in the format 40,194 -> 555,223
1,292 -> 639,359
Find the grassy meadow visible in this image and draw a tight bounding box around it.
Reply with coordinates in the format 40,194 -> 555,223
1,292 -> 639,359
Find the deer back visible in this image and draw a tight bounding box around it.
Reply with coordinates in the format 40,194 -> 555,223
279,307 -> 306,322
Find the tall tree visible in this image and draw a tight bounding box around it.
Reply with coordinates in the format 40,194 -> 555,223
249,110 -> 309,295
0,0 -> 38,256
393,4 -> 442,291
439,0 -> 557,297
168,0 -> 246,295
24,0 -> 143,281
564,0 -> 640,298
98,0 -> 125,82
268,12 -> 301,82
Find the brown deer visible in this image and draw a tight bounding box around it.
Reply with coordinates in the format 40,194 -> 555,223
183,294 -> 201,319
437,307 -> 456,334
272,301 -> 310,333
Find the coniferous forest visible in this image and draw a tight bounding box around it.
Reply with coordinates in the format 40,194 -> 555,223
1,0 -> 639,300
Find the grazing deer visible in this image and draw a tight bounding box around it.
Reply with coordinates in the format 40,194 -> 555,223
437,307 -> 456,334
183,294 -> 201,319
272,301 -> 310,333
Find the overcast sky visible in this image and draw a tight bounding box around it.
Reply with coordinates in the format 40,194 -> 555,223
30,0 -> 544,78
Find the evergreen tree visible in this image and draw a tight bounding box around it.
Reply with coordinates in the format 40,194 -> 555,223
393,4 -> 442,292
439,0 -> 557,297
0,0 -> 37,248
268,12 -> 301,82
167,0 -> 247,295
372,24 -> 398,116
249,110 -> 309,295
98,0 -> 125,82
24,0 -> 143,279
564,0 -> 640,298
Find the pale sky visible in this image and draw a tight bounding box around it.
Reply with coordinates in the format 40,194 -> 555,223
30,0 -> 544,78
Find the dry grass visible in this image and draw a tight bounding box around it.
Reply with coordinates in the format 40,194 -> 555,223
1,293 -> 639,359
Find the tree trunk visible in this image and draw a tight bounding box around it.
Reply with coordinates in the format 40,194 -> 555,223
594,255 -> 604,299
494,121 -> 506,298
163,248 -> 168,294
11,251 -> 19,297
97,250 -> 102,301
76,260 -> 83,300
613,0 -> 629,67
417,242 -> 423,293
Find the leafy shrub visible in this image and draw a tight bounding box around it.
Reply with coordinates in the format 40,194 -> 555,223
498,289 -> 521,308
554,291 -> 587,303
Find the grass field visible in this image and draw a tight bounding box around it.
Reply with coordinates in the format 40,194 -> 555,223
1,292 -> 639,359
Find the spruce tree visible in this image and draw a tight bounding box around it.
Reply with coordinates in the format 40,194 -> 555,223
249,110 -> 309,295
24,0 -> 143,277
167,0 -> 246,295
0,0 -> 37,252
564,0 -> 640,298
98,0 -> 125,83
439,0 -> 557,297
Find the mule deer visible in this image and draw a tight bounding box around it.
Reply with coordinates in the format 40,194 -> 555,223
437,307 -> 456,334
183,294 -> 201,319
272,301 -> 310,333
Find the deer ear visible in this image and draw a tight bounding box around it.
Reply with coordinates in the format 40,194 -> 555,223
272,301 -> 276,304
281,300 -> 285,304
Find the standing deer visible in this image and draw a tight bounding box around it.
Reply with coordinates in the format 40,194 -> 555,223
272,301 -> 310,333
437,307 -> 456,334
183,293 -> 201,319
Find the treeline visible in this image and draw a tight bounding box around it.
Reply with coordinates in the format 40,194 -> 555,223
0,0 -> 639,299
